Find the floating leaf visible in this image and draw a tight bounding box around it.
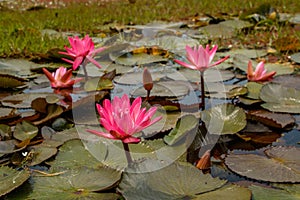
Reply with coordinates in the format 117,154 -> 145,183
228,48 -> 268,59
118,159 -> 227,200
28,145 -> 57,166
1,93 -> 61,109
0,124 -> 11,140
33,104 -> 64,126
238,96 -> 262,105
0,74 -> 27,89
114,71 -> 165,85
272,74 -> 300,90
13,121 -> 38,141
199,23 -> 236,39
247,110 -> 295,129
84,78 -> 114,92
264,63 -> 294,76
50,139 -> 105,171
290,52 -> 300,64
245,82 -> 263,100
201,104 -> 247,135
192,183 -> 251,200
131,81 -> 189,98
111,52 -> 168,66
0,108 -> 19,121
250,184 -> 300,200
0,166 -> 30,197
225,146 -> 300,182
260,83 -> 300,113
168,68 -> 235,83
164,114 -> 198,145
29,167 -> 121,199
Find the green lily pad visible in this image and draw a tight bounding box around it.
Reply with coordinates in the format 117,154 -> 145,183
272,74 -> 300,90
260,83 -> 300,113
28,145 -> 57,166
0,108 -> 19,121
164,114 -> 198,145
225,146 -> 300,182
0,74 -> 27,89
50,139 -> 105,171
13,121 -> 38,141
229,48 -> 268,59
264,63 -> 294,76
118,159 -> 227,200
250,184 -> 300,200
238,96 -> 262,105
245,82 -> 263,100
33,104 -> 64,126
111,52 -> 168,66
0,124 -> 11,140
199,23 -> 236,39
192,183 -> 251,200
131,81 -> 189,98
114,71 -> 165,85
84,78 -> 114,92
1,93 -> 62,109
168,68 -> 235,83
290,52 -> 300,64
201,103 -> 247,135
29,167 -> 121,199
0,166 -> 30,197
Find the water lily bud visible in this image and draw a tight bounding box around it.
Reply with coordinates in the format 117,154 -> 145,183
143,67 -> 153,91
196,150 -> 211,170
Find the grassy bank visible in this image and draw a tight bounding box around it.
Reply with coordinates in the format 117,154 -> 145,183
1,0 -> 300,58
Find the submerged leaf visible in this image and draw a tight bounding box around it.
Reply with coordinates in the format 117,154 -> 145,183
84,78 -> 114,92
250,184 -> 300,200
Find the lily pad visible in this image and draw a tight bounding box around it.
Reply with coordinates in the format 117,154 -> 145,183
118,159 -> 227,200
264,63 -> 294,76
114,71 -> 165,85
131,81 -> 190,98
0,108 -> 19,121
245,82 -> 263,100
33,104 -> 64,126
0,74 -> 27,89
84,78 -> 114,92
50,139 -> 105,171
0,167 -> 30,197
111,51 -> 168,66
192,183 -> 251,200
271,74 -> 300,90
28,145 -> 57,166
1,93 -> 62,109
13,121 -> 38,141
168,68 -> 235,83
199,23 -> 236,39
290,52 -> 300,64
29,167 -> 121,199
250,184 -> 300,200
164,114 -> 198,145
229,48 -> 268,59
225,146 -> 300,182
260,83 -> 300,113
201,103 -> 247,135
247,110 -> 295,129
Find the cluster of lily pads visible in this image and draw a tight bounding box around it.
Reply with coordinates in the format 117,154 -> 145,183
0,22 -> 299,199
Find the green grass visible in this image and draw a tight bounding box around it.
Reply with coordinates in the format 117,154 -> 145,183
1,0 -> 300,58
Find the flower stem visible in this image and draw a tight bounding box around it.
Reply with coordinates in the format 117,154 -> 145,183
146,90 -> 151,101
122,142 -> 133,164
200,71 -> 205,110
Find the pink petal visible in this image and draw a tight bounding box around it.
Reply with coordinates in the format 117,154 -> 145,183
174,59 -> 198,70
208,45 -> 218,63
123,137 -> 141,143
42,68 -> 55,82
210,55 -> 230,67
86,56 -> 102,68
86,129 -> 117,139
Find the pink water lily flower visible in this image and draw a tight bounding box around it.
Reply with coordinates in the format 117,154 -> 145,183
43,67 -> 82,88
174,45 -> 229,72
247,61 -> 276,82
59,35 -> 105,70
87,94 -> 162,143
